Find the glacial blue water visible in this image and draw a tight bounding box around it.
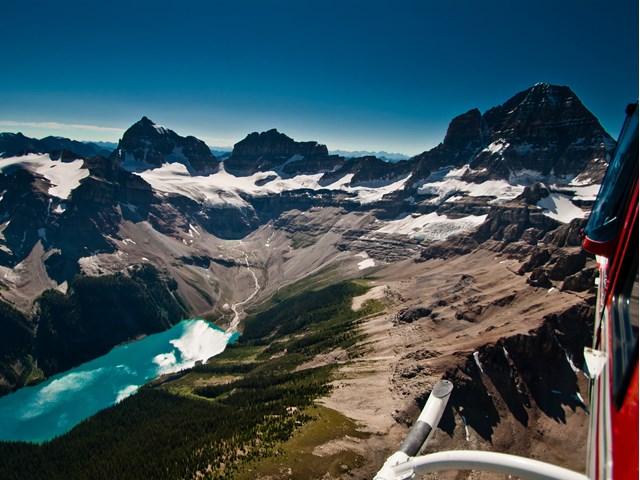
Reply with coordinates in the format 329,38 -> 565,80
0,319 -> 234,443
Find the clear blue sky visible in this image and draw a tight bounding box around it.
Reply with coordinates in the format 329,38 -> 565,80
1,0 -> 637,155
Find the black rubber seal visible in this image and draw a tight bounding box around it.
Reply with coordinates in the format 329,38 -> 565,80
399,420 -> 432,456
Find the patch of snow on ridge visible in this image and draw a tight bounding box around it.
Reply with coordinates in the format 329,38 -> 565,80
466,180 -> 524,200
417,165 -> 524,204
473,351 -> 484,373
324,173 -> 354,189
188,224 -> 201,237
352,175 -> 411,203
358,258 -> 376,270
355,252 -> 376,270
563,183 -> 601,201
444,165 -> 469,178
121,202 -> 138,213
569,175 -> 594,186
138,163 -> 252,208
0,154 -> 89,199
376,212 -> 487,242
152,124 -> 169,134
483,139 -> 509,155
119,151 -> 157,173
537,193 -> 587,223
508,169 -> 544,183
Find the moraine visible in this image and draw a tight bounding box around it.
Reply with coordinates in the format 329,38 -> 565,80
0,319 -> 234,443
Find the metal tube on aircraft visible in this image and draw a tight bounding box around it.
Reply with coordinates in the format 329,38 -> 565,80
398,379 -> 453,456
374,379 -> 453,480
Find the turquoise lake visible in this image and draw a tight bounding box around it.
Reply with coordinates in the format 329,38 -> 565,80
0,319 -> 235,443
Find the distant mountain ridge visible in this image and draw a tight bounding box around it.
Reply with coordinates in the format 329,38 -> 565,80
86,140 -> 117,152
329,149 -> 410,161
0,132 -> 112,158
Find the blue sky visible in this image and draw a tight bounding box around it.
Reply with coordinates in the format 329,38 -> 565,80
1,0 -> 637,155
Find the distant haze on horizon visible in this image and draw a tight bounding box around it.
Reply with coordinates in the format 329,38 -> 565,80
1,0 -> 637,156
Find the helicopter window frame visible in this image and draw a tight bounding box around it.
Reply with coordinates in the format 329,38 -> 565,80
611,226 -> 639,410
583,105 -> 638,248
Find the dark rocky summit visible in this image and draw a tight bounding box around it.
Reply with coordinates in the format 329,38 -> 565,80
225,128 -> 341,176
110,116 -> 219,174
408,83 -> 613,187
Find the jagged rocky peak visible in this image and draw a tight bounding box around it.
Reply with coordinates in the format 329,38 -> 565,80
409,83 -> 614,186
225,128 -> 338,176
110,116 -> 219,175
233,128 -> 328,157
472,83 -> 614,179
484,83 -> 594,133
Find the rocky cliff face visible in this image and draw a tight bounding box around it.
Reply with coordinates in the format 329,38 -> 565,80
439,301 -> 593,446
45,156 -> 160,281
110,116 -> 219,174
410,108 -> 484,181
0,169 -> 50,266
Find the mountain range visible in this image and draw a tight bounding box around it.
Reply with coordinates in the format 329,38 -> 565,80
0,83 -> 617,478
0,83 -> 611,280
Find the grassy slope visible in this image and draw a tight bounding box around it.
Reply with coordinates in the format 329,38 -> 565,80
235,405 -> 368,480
